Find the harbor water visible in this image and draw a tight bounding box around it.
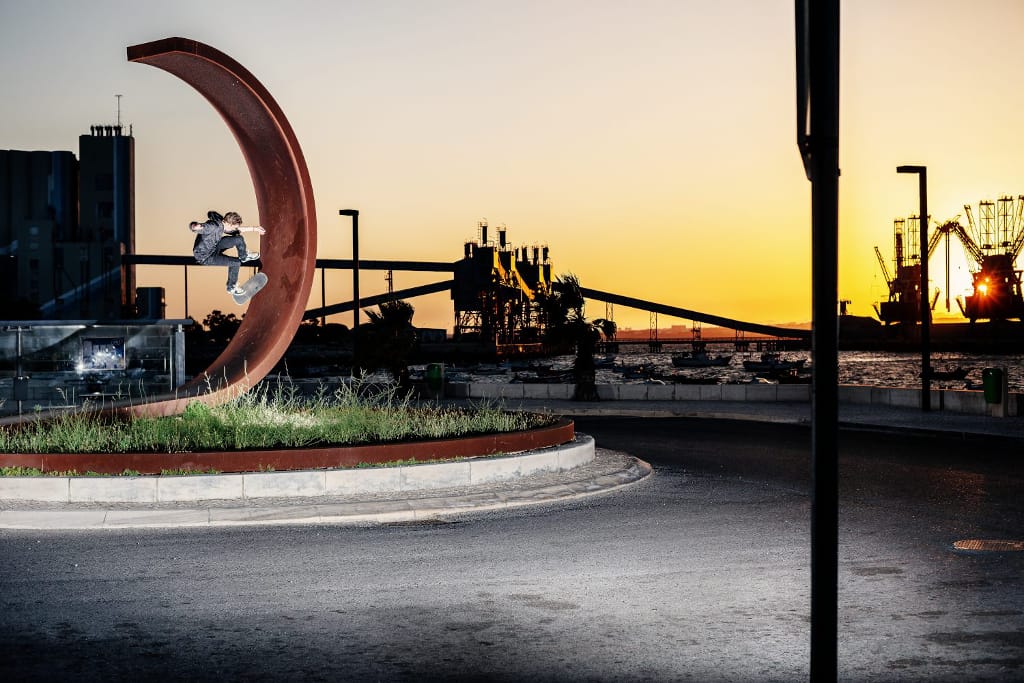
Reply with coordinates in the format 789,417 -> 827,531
443,350 -> 1024,392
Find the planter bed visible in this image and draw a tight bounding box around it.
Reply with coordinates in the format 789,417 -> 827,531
0,419 -> 574,475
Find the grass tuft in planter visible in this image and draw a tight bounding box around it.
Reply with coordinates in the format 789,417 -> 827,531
0,377 -> 553,455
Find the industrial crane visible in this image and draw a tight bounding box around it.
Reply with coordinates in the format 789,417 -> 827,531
956,196 -> 1024,322
874,195 -> 1024,324
873,216 -> 939,325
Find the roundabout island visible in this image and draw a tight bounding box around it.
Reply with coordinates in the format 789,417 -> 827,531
0,435 -> 651,529
0,38 -> 652,527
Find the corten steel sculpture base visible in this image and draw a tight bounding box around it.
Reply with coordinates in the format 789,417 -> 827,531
122,37 -> 317,417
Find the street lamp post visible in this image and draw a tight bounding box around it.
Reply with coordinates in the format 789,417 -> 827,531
339,209 -> 360,366
320,264 -> 326,328
896,166 -> 931,411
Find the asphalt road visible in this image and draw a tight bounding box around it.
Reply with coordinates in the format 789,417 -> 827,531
1,418 -> 1022,682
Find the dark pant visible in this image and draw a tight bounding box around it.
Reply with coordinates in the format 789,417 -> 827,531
197,235 -> 249,288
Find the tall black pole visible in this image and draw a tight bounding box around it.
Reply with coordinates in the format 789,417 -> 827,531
15,325 -> 24,416
340,209 -> 360,365
797,0 -> 840,679
919,173 -> 930,411
945,221 -> 951,312
897,167 -> 930,411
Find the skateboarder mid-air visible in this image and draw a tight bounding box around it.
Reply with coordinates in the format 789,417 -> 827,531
189,211 -> 265,297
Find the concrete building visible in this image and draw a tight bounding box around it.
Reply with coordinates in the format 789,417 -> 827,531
0,125 -> 135,320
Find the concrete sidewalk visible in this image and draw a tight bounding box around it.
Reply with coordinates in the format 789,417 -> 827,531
1,399 -> 1019,530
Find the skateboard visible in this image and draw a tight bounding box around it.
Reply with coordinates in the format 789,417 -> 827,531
232,272 -> 268,305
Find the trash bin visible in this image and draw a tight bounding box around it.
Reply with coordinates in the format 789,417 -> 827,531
426,363 -> 445,398
982,367 -> 1003,404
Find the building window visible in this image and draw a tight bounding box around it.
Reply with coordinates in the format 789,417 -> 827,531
98,202 -> 114,219
96,173 -> 113,191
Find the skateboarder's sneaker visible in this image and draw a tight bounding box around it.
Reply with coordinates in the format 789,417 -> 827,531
241,252 -> 260,263
227,285 -> 246,296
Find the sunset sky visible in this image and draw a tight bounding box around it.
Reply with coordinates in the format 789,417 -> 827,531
3,0 -> 1024,332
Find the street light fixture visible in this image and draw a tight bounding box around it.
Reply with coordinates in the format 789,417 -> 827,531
896,165 -> 931,412
339,210 -> 360,366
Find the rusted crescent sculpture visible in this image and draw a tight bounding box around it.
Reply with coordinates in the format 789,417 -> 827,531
124,37 -> 317,417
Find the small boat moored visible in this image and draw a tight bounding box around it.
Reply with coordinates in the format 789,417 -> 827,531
743,352 -> 807,373
671,351 -> 733,368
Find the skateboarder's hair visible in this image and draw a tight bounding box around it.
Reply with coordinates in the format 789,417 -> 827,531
223,211 -> 243,226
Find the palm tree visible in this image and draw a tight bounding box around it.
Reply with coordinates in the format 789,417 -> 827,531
538,274 -> 616,401
358,300 -> 417,385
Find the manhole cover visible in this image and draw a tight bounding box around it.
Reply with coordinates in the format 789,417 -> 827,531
953,539 -> 1024,552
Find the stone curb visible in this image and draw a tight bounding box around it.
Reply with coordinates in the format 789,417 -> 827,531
0,455 -> 651,530
0,436 -> 595,504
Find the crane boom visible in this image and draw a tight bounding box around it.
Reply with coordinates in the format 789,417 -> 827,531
949,220 -> 985,265
963,204 -> 978,248
1012,195 -> 1024,258
927,222 -> 945,258
1012,229 -> 1024,259
874,246 -> 893,293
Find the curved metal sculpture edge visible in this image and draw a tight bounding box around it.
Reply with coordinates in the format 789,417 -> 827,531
124,37 -> 317,417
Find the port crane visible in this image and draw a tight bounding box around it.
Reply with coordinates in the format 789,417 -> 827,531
873,216 -> 940,325
874,194 -> 1024,324
955,196 -> 1024,322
